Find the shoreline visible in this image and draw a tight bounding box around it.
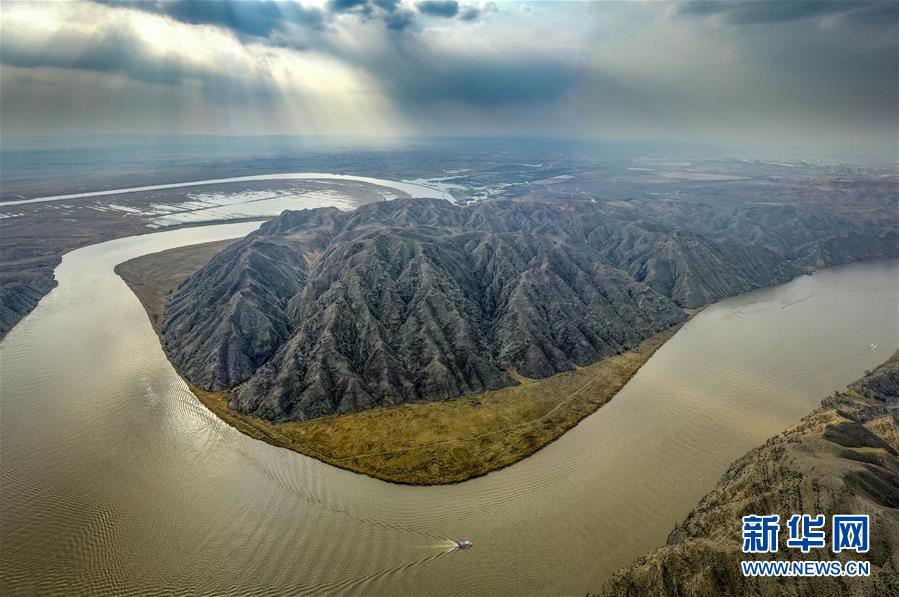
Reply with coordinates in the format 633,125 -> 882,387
2,172 -> 450,206
601,350 -> 899,595
182,320 -> 689,486
0,175 -> 418,340
112,232 -> 892,485
117,241 -> 693,484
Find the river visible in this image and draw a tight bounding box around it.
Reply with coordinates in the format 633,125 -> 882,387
1,218 -> 896,595
0,173 -> 453,206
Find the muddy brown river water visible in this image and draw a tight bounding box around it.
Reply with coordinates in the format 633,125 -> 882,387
1,218 -> 896,595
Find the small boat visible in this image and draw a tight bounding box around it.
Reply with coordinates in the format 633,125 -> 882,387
456,539 -> 473,550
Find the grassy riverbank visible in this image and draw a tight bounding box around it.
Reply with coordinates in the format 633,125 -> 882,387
188,323 -> 682,484
118,243 -> 688,484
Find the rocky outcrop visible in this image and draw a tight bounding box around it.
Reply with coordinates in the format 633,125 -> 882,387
162,198 -> 813,422
719,202 -> 899,270
230,226 -> 683,420
591,227 -> 796,307
162,208 -> 343,390
603,352 -> 899,596
0,257 -> 58,336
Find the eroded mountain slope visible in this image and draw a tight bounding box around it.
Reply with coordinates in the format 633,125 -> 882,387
162,198 -> 806,421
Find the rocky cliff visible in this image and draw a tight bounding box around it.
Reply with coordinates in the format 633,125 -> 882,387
0,258 -> 58,337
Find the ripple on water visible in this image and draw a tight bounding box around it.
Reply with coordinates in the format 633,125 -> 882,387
1,221 -> 896,595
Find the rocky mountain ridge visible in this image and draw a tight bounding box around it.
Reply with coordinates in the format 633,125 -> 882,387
161,198 -> 811,421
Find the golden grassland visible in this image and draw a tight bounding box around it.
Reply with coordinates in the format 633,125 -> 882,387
118,242 -> 691,484
189,322 -> 685,485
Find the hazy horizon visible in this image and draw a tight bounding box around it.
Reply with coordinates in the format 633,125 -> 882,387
1,133 -> 895,170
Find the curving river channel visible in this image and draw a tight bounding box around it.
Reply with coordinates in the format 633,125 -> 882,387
0,173 -> 454,206
1,207 -> 897,594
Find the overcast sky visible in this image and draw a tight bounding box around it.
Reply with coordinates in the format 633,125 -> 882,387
1,1 -> 896,159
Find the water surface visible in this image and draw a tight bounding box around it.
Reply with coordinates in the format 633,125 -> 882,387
1,173 -> 453,206
1,223 -> 895,595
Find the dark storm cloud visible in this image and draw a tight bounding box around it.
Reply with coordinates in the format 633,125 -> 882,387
10,0 -> 548,108
366,49 -> 580,107
326,0 -> 418,30
4,1 -> 896,159
107,0 -> 495,37
367,0 -> 418,31
93,0 -> 498,41
416,1 -> 459,18
383,8 -> 416,30
456,2 -> 488,21
326,0 -> 370,14
457,6 -> 478,21
96,0 -> 422,37
95,0 -> 327,37
676,0 -> 896,26
416,1 -> 492,21
1,26 -> 187,86
0,14 -> 277,105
